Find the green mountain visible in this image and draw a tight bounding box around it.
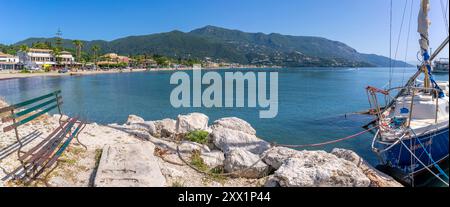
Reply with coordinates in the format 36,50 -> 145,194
14,26 -> 411,67
189,26 -> 410,67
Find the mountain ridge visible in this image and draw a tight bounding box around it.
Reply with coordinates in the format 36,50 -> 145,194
13,26 -> 411,67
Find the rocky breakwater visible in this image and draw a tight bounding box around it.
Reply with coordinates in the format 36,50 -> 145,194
111,113 -> 403,187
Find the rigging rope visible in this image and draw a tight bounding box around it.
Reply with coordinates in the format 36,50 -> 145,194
402,0 -> 415,86
398,137 -> 449,186
393,0 -> 410,69
411,129 -> 450,180
389,0 -> 393,90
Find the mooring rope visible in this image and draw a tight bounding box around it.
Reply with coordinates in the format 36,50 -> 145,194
272,126 -> 378,149
398,138 -> 449,186
176,145 -> 274,177
173,126 -> 377,178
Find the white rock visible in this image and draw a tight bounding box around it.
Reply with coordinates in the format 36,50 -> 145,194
331,148 -> 403,187
201,150 -> 225,168
178,141 -> 211,153
129,121 -> 156,133
264,175 -> 281,187
154,119 -> 177,138
148,136 -> 178,151
144,121 -> 158,136
263,147 -> 302,170
274,151 -> 371,187
94,143 -> 167,187
161,166 -> 185,178
224,149 -> 270,179
107,124 -> 153,140
126,115 -> 145,125
212,117 -> 256,135
176,113 -> 209,133
211,127 -> 270,154
130,130 -> 152,141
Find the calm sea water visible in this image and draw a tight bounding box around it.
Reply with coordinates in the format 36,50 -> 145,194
0,67 -> 448,186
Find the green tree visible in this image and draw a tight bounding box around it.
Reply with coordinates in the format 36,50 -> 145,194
52,47 -> 62,65
32,42 -> 51,49
91,45 -> 101,69
72,40 -> 84,62
19,45 -> 29,53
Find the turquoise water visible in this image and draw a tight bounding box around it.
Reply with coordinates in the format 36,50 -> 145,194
0,67 -> 448,186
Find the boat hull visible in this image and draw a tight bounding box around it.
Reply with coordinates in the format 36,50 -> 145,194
379,127 -> 449,176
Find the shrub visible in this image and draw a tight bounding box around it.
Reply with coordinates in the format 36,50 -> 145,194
171,180 -> 185,187
190,150 -> 208,172
186,130 -> 209,144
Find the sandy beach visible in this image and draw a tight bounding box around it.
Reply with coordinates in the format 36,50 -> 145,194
0,66 -> 278,81
0,69 -> 151,80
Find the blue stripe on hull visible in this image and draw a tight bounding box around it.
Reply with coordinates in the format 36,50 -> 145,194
381,127 -> 449,175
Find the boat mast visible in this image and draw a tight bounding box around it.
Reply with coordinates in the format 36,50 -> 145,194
376,0 -> 447,115
418,0 -> 432,89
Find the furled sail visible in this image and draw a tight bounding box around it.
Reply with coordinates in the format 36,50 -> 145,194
418,0 -> 430,54
417,0 -> 441,92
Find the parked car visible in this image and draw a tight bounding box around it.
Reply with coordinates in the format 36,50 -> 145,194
58,68 -> 69,73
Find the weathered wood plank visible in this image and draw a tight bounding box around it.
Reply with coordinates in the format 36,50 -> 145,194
3,104 -> 58,132
0,90 -> 61,114
1,97 -> 61,123
19,121 -> 71,162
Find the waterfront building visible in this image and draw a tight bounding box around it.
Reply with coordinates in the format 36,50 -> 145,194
17,48 -> 75,70
0,52 -> 19,70
101,53 -> 130,63
97,53 -> 131,68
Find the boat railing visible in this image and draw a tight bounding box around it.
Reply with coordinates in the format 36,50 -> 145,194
369,84 -> 444,143
372,129 -> 408,153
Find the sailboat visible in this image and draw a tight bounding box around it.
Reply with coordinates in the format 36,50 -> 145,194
366,0 -> 449,186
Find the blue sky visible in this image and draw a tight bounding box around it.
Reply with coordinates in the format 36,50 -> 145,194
1,0 -> 448,61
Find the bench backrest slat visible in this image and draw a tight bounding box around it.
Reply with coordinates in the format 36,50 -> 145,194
0,90 -> 61,114
1,97 -> 62,123
3,104 -> 59,132
41,121 -> 85,174
19,120 -> 71,162
30,118 -> 77,166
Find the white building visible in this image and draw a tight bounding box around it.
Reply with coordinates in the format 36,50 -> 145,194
0,52 -> 19,70
17,48 -> 75,70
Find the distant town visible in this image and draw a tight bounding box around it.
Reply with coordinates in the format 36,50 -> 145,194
0,30 -> 275,73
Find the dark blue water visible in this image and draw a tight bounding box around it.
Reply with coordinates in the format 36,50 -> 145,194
0,67 -> 448,186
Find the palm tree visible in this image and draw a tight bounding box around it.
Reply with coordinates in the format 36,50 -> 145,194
72,40 -> 83,62
91,45 -> 100,70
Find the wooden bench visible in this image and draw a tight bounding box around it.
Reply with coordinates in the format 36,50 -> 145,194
0,90 -> 86,182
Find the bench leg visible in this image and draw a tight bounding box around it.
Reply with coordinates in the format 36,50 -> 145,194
75,124 -> 87,150
11,111 -> 31,179
26,161 -> 59,187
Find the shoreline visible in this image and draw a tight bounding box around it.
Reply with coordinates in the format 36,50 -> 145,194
0,66 -> 278,81
0,68 -> 148,81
